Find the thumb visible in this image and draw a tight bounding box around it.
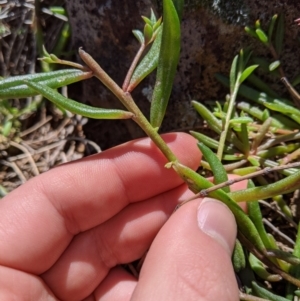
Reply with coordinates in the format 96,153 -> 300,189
131,198 -> 239,301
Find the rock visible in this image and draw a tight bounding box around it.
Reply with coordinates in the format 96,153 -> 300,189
65,0 -> 300,149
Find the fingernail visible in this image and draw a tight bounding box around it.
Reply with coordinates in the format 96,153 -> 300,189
197,198 -> 237,255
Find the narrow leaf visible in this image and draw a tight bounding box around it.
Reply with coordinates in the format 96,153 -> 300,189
232,239 -> 246,272
172,162 -> 265,252
247,181 -> 273,250
197,142 -> 229,192
268,14 -> 278,41
252,281 -> 289,301
172,0 -> 184,21
150,8 -> 157,24
128,26 -> 162,91
144,23 -> 153,45
255,28 -> 269,44
192,101 -> 222,134
25,81 -> 133,120
153,17 -> 162,32
239,65 -> 259,84
244,26 -> 258,38
229,116 -> 253,124
150,0 -> 181,128
230,55 -> 238,93
249,254 -> 282,282
263,102 -> 300,116
269,60 -> 281,71
141,16 -> 152,26
132,29 -> 144,44
0,70 -> 92,100
0,69 -> 81,90
229,170 -> 300,203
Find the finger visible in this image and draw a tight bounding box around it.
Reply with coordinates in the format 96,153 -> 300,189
42,184 -> 194,300
94,267 -> 137,301
0,265 -> 58,301
131,198 -> 240,301
0,133 -> 201,274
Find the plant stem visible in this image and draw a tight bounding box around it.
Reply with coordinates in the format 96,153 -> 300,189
79,48 -> 177,162
122,43 -> 146,92
238,231 -> 300,287
239,292 -> 276,301
192,162 -> 300,199
217,80 -> 240,159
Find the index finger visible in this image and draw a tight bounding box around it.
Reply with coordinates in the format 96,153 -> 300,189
0,133 -> 201,274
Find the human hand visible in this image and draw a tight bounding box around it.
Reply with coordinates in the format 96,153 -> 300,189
0,133 -> 245,301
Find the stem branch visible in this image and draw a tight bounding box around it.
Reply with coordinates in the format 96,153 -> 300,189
79,48 -> 177,162
122,43 -> 146,92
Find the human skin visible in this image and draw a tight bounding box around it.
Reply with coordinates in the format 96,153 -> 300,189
0,133 -> 244,301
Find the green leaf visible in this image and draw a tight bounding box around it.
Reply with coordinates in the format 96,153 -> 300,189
197,142 -> 229,192
150,0 -> 181,128
249,254 -> 281,282
252,281 -> 290,301
128,26 -> 162,91
172,0 -> 184,21
269,60 -> 281,71
247,156 -> 260,166
141,16 -> 152,26
238,49 -> 245,74
0,69 -> 81,90
232,239 -> 246,272
0,69 -> 92,100
229,170 -> 300,203
172,162 -> 265,252
150,8 -> 157,24
263,102 -> 300,116
244,26 -> 258,38
49,6 -> 66,15
229,55 -> 238,93
255,28 -> 269,44
268,14 -> 278,41
239,65 -> 259,84
190,131 -> 219,150
153,17 -> 162,32
255,19 -> 261,29
144,23 -> 153,45
25,80 -> 134,120
42,45 -> 51,57
192,101 -> 222,134
229,116 -> 253,124
132,29 -> 144,44
247,181 -> 273,250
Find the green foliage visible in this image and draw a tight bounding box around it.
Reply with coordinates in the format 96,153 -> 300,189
191,14 -> 300,300
3,6 -> 300,301
150,0 -> 182,128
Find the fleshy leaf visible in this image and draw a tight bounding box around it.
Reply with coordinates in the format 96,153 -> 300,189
269,60 -> 281,71
239,65 -> 259,84
255,28 -> 269,44
132,29 -> 144,44
25,80 -> 134,120
150,0 -> 181,128
128,26 -> 162,91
